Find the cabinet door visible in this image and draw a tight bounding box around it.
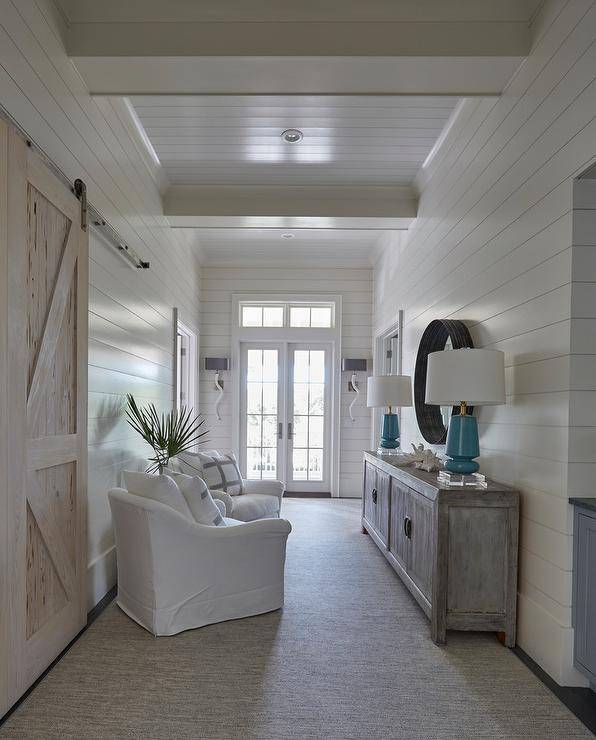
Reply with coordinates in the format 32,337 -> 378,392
363,462 -> 377,527
389,478 -> 409,569
574,510 -> 596,677
408,489 -> 434,600
375,470 -> 390,547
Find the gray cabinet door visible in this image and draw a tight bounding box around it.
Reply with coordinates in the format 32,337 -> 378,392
574,510 -> 596,678
375,470 -> 390,547
363,462 -> 377,529
407,489 -> 434,601
390,478 -> 409,569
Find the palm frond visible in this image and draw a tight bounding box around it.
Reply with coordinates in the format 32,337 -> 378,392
125,393 -> 209,472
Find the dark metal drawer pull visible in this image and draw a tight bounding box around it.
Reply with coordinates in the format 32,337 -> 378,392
404,516 -> 412,539
372,488 -> 377,504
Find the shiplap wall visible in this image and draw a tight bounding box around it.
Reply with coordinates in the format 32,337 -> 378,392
0,0 -> 202,609
373,0 -> 596,686
200,267 -> 372,496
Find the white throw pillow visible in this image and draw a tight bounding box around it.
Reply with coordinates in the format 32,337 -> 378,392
164,471 -> 226,527
122,471 -> 194,520
177,450 -> 244,496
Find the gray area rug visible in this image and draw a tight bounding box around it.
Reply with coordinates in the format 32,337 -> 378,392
1,499 -> 591,739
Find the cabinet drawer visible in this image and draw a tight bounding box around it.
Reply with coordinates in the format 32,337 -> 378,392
375,470 -> 390,547
389,478 -> 409,568
574,510 -> 596,677
407,489 -> 434,601
363,462 -> 377,527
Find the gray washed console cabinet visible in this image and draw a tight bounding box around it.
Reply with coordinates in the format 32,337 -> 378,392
571,498 -> 596,690
362,452 -> 520,645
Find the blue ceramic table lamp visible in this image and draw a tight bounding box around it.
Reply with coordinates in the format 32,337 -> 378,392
367,375 -> 413,455
425,348 -> 505,474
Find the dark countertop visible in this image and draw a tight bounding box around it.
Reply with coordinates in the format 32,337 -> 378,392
569,498 -> 596,513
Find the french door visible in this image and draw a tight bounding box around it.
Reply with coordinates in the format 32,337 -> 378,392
240,342 -> 332,493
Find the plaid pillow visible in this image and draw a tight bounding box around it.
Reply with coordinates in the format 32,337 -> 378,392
176,450 -> 244,496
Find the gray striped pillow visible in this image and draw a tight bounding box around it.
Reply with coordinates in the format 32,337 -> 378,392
163,471 -> 226,526
177,450 -> 244,496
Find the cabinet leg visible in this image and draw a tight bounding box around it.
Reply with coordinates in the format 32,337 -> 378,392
431,616 -> 446,645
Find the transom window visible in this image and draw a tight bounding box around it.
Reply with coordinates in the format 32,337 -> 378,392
240,301 -> 334,329
241,304 -> 284,328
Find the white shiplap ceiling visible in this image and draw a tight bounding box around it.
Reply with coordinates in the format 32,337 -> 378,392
130,95 -> 459,187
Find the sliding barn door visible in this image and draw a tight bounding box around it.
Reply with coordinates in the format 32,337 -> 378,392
0,122 -> 88,714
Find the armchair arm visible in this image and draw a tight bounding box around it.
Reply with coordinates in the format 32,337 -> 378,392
242,479 -> 285,500
210,489 -> 234,516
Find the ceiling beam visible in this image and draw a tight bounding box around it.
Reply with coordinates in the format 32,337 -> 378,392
163,185 -> 417,230
66,21 -> 530,58
79,57 -> 521,96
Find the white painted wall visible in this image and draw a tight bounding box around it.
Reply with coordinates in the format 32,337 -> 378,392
200,267 -> 372,497
372,0 -> 596,686
0,0 -> 202,609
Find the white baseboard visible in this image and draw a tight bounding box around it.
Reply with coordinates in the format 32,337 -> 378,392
86,545 -> 117,612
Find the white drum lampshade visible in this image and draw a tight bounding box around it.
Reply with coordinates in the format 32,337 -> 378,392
425,348 -> 505,406
367,375 -> 413,409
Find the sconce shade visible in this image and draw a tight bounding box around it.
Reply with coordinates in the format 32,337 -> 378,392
205,357 -> 229,371
425,348 -> 505,406
342,358 -> 367,372
367,375 -> 412,408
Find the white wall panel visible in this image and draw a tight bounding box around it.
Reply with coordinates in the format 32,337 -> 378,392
373,1 -> 596,685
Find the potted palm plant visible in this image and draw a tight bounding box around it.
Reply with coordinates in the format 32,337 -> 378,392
125,394 -> 208,473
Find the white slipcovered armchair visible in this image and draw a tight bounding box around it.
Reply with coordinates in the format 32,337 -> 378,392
210,479 -> 285,522
108,488 -> 291,636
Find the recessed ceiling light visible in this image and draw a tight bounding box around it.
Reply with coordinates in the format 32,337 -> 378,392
281,233 -> 295,239
281,129 -> 303,144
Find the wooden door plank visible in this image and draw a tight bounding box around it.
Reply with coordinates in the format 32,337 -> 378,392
27,472 -> 76,600
75,225 -> 89,618
0,117 -> 10,716
26,225 -> 77,435
7,128 -> 29,700
27,435 -> 78,471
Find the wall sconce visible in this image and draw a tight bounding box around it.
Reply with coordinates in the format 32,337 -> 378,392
205,358 -> 229,421
342,358 -> 368,422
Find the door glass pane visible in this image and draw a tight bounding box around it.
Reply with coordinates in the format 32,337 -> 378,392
308,449 -> 323,480
309,384 -> 325,415
291,349 -> 326,484
245,348 -> 279,480
293,384 -> 309,415
309,350 -> 325,382
293,350 -> 309,382
308,416 -> 324,448
261,449 -> 277,479
293,449 -> 308,480
262,416 -> 278,447
247,415 -> 262,446
293,415 -> 308,447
